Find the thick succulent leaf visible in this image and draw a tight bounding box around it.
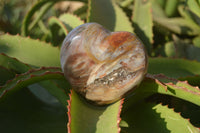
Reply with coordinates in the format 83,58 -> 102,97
121,102 -> 200,133
151,0 -> 166,18
48,14 -> 84,46
49,13 -> 85,37
0,67 -> 68,132
148,58 -> 200,78
0,67 -> 65,99
28,2 -> 55,31
119,0 -> 133,8
68,90 -> 123,133
0,53 -> 31,73
22,0 -> 86,36
48,16 -> 69,36
123,75 -> 200,114
21,0 -> 58,36
163,81 -> 200,106
0,53 -> 69,108
156,0 -> 165,8
37,80 -> 70,107
121,102 -> 170,133
0,66 -> 15,86
186,0 -> 200,18
0,34 -> 60,67
112,2 -> 133,32
0,87 -> 67,133
73,4 -> 88,20
59,13 -> 84,32
178,5 -> 194,20
87,0 -> 133,32
148,70 -> 200,106
153,17 -> 200,36
180,75 -> 200,87
164,0 -> 178,17
154,104 -> 200,132
132,0 -> 153,53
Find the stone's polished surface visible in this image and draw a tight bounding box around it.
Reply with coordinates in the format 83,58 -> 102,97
60,23 -> 148,105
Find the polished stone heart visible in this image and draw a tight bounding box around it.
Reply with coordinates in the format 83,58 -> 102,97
60,23 -> 148,105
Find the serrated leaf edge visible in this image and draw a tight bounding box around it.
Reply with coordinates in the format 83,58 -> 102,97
165,82 -> 200,95
117,99 -> 124,133
48,16 -> 69,35
1,33 -> 58,48
59,13 -> 85,26
154,103 -> 200,131
67,91 -> 125,133
86,0 -> 92,22
0,67 -> 64,98
67,89 -> 72,133
148,74 -> 200,94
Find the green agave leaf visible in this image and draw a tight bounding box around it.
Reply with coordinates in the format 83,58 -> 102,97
87,0 -> 133,32
0,87 -> 67,133
132,0 -> 153,54
121,102 -> 200,133
112,2 -> 133,32
48,14 -> 84,46
0,34 -> 60,67
153,17 -> 200,36
154,104 -> 200,132
124,75 -> 200,113
21,0 -> 88,36
156,0 -> 165,8
68,90 -> 123,133
37,80 -> 70,107
0,53 -> 31,73
148,58 -> 200,78
0,67 -> 65,99
21,0 -> 58,36
28,2 -> 55,31
119,0 -> 133,8
73,4 -> 88,20
180,75 -> 200,87
186,0 -> 200,18
121,102 -> 170,132
38,20 -> 50,35
0,66 -> 15,86
0,67 -> 68,132
59,13 -> 84,32
0,53 -> 69,108
164,81 -> 200,106
175,80 -> 200,93
151,0 -> 166,18
164,0 -> 178,17
22,0 -> 86,36
48,16 -> 68,36
178,5 -> 193,20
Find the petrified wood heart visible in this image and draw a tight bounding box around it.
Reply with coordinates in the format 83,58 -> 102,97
60,23 -> 148,105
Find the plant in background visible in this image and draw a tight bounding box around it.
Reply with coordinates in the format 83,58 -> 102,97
0,0 -> 200,133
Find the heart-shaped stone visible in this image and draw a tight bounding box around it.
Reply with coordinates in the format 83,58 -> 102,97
60,23 -> 148,105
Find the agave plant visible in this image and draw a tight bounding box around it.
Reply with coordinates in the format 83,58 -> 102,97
0,0 -> 200,133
